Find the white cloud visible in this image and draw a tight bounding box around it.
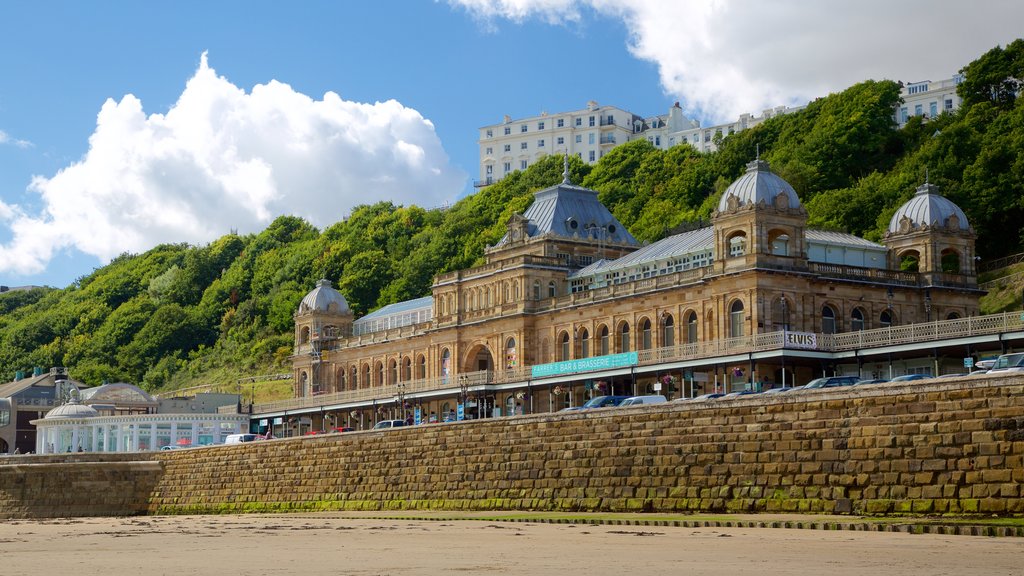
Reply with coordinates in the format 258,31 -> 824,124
0,129 -> 32,148
0,53 -> 466,275
451,0 -> 1024,122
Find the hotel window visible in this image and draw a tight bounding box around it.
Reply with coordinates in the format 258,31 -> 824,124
575,117 -> 582,126
822,305 -> 837,334
655,136 -> 661,146
929,102 -> 937,117
521,124 -> 528,133
538,139 -> 545,148
520,160 -> 528,169
560,332 -> 570,361
619,323 -> 630,353
557,136 -> 564,145
503,144 -> 511,152
486,129 -> 493,138
521,142 -> 528,150
589,151 -> 595,161
640,319 -> 652,350
580,328 -> 590,357
914,104 -> 923,116
944,98 -> 953,110
686,311 -> 697,343
662,315 -> 674,347
600,326 -> 609,355
588,116 -> 595,127
575,135 -> 582,143
504,127 -> 511,135
485,165 -> 493,175
485,147 -> 492,155
880,310 -> 893,328
557,119 -> 564,128
900,107 -> 908,123
538,121 -> 545,130
503,162 -> 511,173
547,281 -> 556,298
851,308 -> 865,331
729,300 -> 745,338
606,114 -> 614,125
588,133 -> 595,145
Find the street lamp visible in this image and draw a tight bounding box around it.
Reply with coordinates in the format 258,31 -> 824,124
396,382 -> 407,421
458,374 -> 469,420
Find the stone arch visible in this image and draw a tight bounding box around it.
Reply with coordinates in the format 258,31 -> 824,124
374,361 -> 385,387
416,354 -> 426,379
299,371 -> 309,396
598,324 -> 610,355
767,228 -> 790,256
558,330 -> 571,361
337,366 -> 346,392
464,343 -> 495,373
617,320 -> 631,353
946,311 -> 961,320
351,366 -> 359,390
727,231 -> 747,257
577,327 -> 590,357
940,248 -> 962,273
402,356 -> 412,381
898,249 -> 920,272
851,307 -> 866,331
300,326 -> 310,344
362,363 -> 371,389
661,314 -> 675,347
638,317 -> 652,350
880,309 -> 896,328
684,310 -> 698,343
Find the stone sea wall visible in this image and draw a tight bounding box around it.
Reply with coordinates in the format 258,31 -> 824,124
2,376 -> 1023,518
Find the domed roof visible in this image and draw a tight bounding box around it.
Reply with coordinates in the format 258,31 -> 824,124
717,159 -> 801,213
298,279 -> 350,314
888,182 -> 970,234
45,391 -> 99,420
79,382 -> 155,405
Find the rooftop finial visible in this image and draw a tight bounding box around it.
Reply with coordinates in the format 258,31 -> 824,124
755,143 -> 760,161
925,166 -> 929,184
562,151 -> 571,185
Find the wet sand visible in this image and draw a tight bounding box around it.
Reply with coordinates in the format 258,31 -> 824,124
1,514 -> 1022,576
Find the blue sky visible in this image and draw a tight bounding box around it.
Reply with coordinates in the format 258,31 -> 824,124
1,0 -> 1020,289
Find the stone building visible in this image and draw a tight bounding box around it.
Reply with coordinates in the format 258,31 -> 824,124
286,158 -> 980,432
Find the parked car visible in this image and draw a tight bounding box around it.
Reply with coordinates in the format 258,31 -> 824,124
889,373 -> 931,382
679,392 -> 726,401
801,376 -> 860,389
721,389 -> 759,399
559,406 -> 584,412
760,386 -> 796,394
855,378 -> 889,385
372,419 -> 407,430
988,353 -> 1024,373
581,395 -> 631,409
224,433 -> 262,444
975,359 -> 997,371
331,426 -> 355,433
936,373 -> 968,378
618,395 -> 667,407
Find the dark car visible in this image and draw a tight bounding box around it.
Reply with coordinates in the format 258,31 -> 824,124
581,395 -> 631,409
679,392 -> 726,401
761,386 -> 796,394
331,426 -> 355,433
721,389 -> 758,399
889,373 -> 931,383
855,378 -> 889,385
802,376 -> 860,389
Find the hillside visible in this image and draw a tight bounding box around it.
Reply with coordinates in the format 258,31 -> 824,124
0,40 -> 1021,393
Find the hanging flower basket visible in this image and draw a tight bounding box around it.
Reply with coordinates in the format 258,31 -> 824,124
552,385 -> 566,396
595,381 -> 608,393
515,391 -> 527,400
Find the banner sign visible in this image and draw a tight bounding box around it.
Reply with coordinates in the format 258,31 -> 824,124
531,351 -> 639,378
783,331 -> 818,350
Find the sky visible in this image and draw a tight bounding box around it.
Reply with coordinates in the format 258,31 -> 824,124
0,1 -> 1021,289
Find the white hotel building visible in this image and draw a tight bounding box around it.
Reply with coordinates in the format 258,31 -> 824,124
478,75 -> 965,186
477,100 -> 801,186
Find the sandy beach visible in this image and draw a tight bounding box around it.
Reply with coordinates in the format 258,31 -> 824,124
1,513 -> 1022,576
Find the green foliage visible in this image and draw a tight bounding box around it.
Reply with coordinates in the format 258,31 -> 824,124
0,41 -> 1020,392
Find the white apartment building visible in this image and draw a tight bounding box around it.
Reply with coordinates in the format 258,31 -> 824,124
895,75 -> 964,127
477,100 -> 801,185
477,101 -> 643,186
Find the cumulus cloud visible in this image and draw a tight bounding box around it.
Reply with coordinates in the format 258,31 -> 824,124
0,53 -> 465,275
451,0 -> 1024,122
0,129 -> 32,148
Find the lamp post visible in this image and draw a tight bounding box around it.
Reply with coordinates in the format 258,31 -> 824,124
458,374 -> 469,421
396,382 -> 407,422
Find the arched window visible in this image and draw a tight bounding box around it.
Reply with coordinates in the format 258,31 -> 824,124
351,366 -> 359,389
662,315 -> 674,347
770,232 -> 790,256
560,331 -> 570,361
640,318 -> 652,350
388,359 -> 398,384
619,322 -> 630,353
729,300 -> 745,338
441,349 -> 451,378
851,308 -> 865,331
899,251 -> 920,272
686,311 -> 698,344
338,367 -> 346,391
376,362 -> 385,386
362,364 -> 371,388
941,249 -> 961,273
822,305 -> 837,334
402,357 -> 412,381
946,311 -> 961,320
728,234 -> 746,257
300,326 -> 310,344
299,371 -> 308,396
579,328 -> 590,357
548,281 -> 556,298
505,338 -> 517,368
599,325 -> 610,356
416,355 -> 426,379
880,310 -> 893,328
504,283 -> 511,303
533,281 -> 541,300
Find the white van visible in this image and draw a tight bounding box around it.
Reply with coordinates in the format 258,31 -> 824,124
618,395 -> 668,407
224,433 -> 261,444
